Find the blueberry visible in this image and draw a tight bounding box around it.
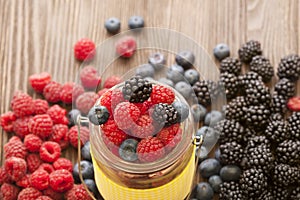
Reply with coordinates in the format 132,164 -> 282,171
191,104 -> 207,122
199,158 -> 221,178
88,106 -> 110,125
166,64 -> 185,83
148,52 -> 166,70
119,139 -> 138,162
195,146 -> 209,161
158,78 -> 174,88
196,126 -> 217,148
220,165 -> 241,182
81,141 -> 91,161
128,16 -> 144,29
208,175 -> 222,193
204,110 -> 223,126
213,43 -> 230,61
172,101 -> 189,122
136,64 -> 155,78
73,160 -> 94,183
84,179 -> 100,196
68,109 -> 81,126
175,51 -> 195,70
174,81 -> 193,100
184,69 -> 200,85
195,182 -> 214,200
215,148 -> 220,161
104,17 -> 121,34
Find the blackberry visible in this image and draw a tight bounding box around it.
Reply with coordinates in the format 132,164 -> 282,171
238,71 -> 262,94
265,114 -> 290,143
192,80 -> 218,107
151,103 -> 179,127
277,54 -> 300,81
238,40 -> 262,63
272,163 -> 300,186
220,57 -> 242,76
272,185 -> 290,200
219,181 -> 245,200
214,119 -> 245,144
246,135 -> 271,150
274,78 -> 296,98
245,80 -> 272,106
219,72 -> 239,99
219,141 -> 244,165
250,55 -> 274,82
258,191 -> 273,200
122,76 -> 152,103
290,187 -> 300,200
276,140 -> 300,165
288,112 -> 300,140
271,95 -> 288,115
240,168 -> 268,197
223,96 -> 248,124
245,105 -> 271,131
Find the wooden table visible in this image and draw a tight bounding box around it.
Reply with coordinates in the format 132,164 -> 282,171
0,0 -> 299,198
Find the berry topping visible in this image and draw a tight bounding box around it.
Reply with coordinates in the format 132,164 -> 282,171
122,76 -> 152,103
150,85 -> 175,105
137,137 -> 165,163
101,119 -> 128,146
130,114 -> 155,138
119,139 -> 139,162
88,105 -> 110,125
114,102 -> 141,130
151,103 -> 179,127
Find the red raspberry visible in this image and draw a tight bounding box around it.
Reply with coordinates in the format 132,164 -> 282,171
80,66 -> 101,90
39,141 -> 61,163
49,124 -> 69,149
0,167 -> 12,185
134,100 -> 153,115
101,119 -> 128,146
47,105 -> 68,125
30,169 -> 50,190
116,36 -> 136,58
68,126 -> 89,148
0,111 -> 16,132
36,196 -> 54,200
104,76 -> 122,88
137,137 -> 165,163
17,187 -> 42,200
65,184 -> 92,200
130,114 -> 155,138
29,72 -> 51,93
49,169 -> 74,193
43,81 -> 62,103
11,91 -> 34,117
99,89 -> 125,115
4,136 -> 27,159
287,97 -> 300,111
0,183 -> 20,200
13,116 -> 32,139
53,158 -> 73,172
26,153 -> 42,173
97,88 -> 109,97
76,92 -> 99,115
157,124 -> 182,151
38,163 -> 55,174
43,188 -> 64,200
24,134 -> 43,153
33,99 -> 49,114
114,102 -> 141,130
4,157 -> 27,181
16,174 -> 31,188
60,82 -> 84,104
28,114 -> 53,139
74,38 -> 96,61
150,85 -> 175,104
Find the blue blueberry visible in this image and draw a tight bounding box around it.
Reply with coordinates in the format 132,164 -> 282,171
195,182 -> 214,200
204,110 -> 223,126
136,64 -> 155,78
184,69 -> 200,85
148,52 -> 166,70
128,16 -> 144,29
158,78 -> 174,88
119,139 -> 138,162
166,64 -> 185,83
208,175 -> 222,193
88,106 -> 110,125
215,148 -> 220,161
73,160 -> 94,183
191,104 -> 207,122
195,146 -> 209,161
68,109 -> 81,126
172,101 -> 189,122
175,81 -> 193,100
213,43 -> 230,61
220,165 -> 242,182
196,126 -> 217,148
81,141 -> 91,161
104,17 -> 121,34
199,158 -> 221,178
84,179 -> 100,196
175,51 -> 195,70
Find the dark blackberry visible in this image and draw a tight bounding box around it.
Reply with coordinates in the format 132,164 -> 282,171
245,105 -> 271,131
238,40 -> 262,63
214,119 -> 245,144
272,163 -> 300,186
220,57 -> 242,76
277,54 -> 300,81
288,112 -> 300,140
122,76 -> 152,103
274,78 -> 296,98
250,55 -> 274,82
151,103 -> 179,127
238,71 -> 263,95
219,181 -> 245,200
240,168 -> 268,197
219,141 -> 244,165
265,114 -> 290,143
245,80 -> 272,106
246,135 -> 271,150
290,187 -> 300,200
272,185 -> 290,200
271,94 -> 288,115
192,80 -> 218,107
223,96 -> 248,124
219,72 -> 239,99
276,140 -> 300,165
258,191 -> 274,200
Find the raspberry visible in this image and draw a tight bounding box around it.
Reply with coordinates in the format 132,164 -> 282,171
75,92 -> 99,115
16,174 -> 31,188
29,72 -> 51,93
130,114 -> 155,138
33,99 -> 49,114
65,184 -> 92,200
53,158 -> 73,172
0,183 -> 20,200
47,105 -> 68,125
39,141 -> 61,163
49,169 -> 74,193
74,38 -> 96,61
0,111 -> 16,132
68,126 -> 90,148
17,187 -> 42,200
38,163 -> 55,174
60,82 -> 84,104
101,119 -> 128,146
114,102 -> 141,130
11,91 -> 34,117
24,134 -> 43,153
26,153 -> 42,173
43,188 -> 64,200
30,169 -> 49,190
287,97 -> 300,111
137,137 -> 165,162
4,157 -> 27,181
43,81 -> 62,103
80,66 -> 101,90
4,136 -> 27,159
150,85 -> 175,105
28,114 -> 53,139
36,196 -> 53,200
104,76 -> 122,88
134,100 -> 153,115
115,36 -> 136,58
0,167 -> 12,185
97,88 -> 109,97
99,89 -> 124,114
49,124 -> 69,149
13,116 -> 32,139
157,123 -> 182,151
